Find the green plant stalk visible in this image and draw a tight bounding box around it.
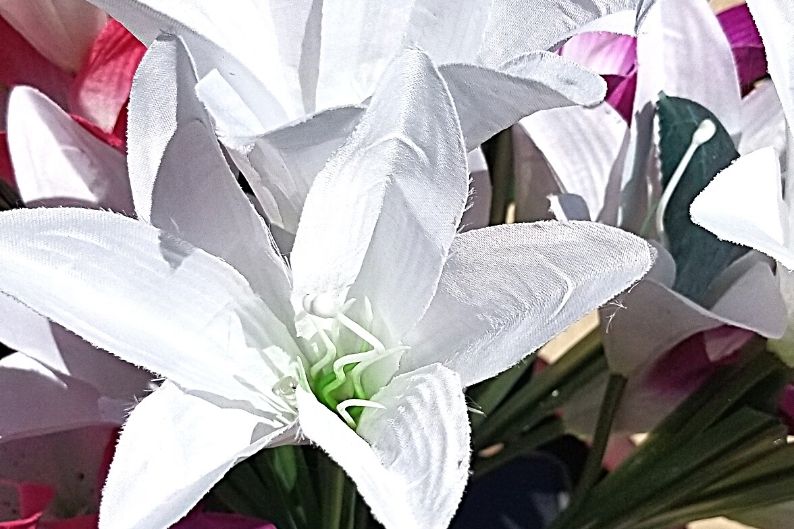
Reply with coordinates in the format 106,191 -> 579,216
486,128 -> 514,225
572,374 -> 627,500
321,458 -> 347,529
491,354 -> 608,446
469,359 -> 533,430
473,329 -> 603,448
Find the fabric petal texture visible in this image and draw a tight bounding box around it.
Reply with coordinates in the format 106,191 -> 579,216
99,382 -> 287,529
297,364 -> 469,529
128,34 -> 293,323
0,208 -> 295,404
7,87 -> 132,213
403,221 -> 654,387
290,48 -> 468,340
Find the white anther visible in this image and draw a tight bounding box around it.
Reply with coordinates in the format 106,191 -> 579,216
655,118 -> 717,246
303,292 -> 340,318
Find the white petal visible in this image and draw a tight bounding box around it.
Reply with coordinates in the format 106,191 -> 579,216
291,49 -> 468,339
0,0 -> 106,72
460,148 -> 492,232
634,0 -> 741,136
440,51 -> 606,150
128,35 -> 293,321
100,381 -> 290,529
0,353 -> 115,440
0,208 -> 296,404
402,221 -> 654,387
86,0 -> 307,125
0,294 -> 150,400
478,0 -> 642,67
512,128 -> 561,222
7,86 -> 132,213
738,81 -> 788,157
746,0 -> 794,133
519,103 -> 628,223
297,363 -> 469,529
604,255 -> 786,375
691,148 -> 794,269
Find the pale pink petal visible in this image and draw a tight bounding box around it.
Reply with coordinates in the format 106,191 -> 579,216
0,0 -> 106,73
69,19 -> 146,134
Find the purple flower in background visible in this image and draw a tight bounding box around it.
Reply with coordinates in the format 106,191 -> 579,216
561,3 -> 768,122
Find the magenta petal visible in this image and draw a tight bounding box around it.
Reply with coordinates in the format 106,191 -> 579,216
68,19 -> 146,135
561,31 -> 637,77
0,132 -> 14,188
717,4 -> 768,94
173,512 -> 277,529
603,70 -> 637,123
0,17 -> 71,109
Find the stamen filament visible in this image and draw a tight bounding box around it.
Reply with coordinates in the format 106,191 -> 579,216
337,399 -> 386,428
655,118 -> 717,246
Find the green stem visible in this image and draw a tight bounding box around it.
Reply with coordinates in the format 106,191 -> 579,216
485,128 -> 514,225
473,330 -> 602,448
572,374 -> 627,500
323,461 -> 347,529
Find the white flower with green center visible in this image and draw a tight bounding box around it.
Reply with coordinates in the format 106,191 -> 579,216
0,45 -> 653,529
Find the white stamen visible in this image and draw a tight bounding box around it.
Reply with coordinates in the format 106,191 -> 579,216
303,292 -> 340,318
656,118 -> 717,246
337,399 -> 386,428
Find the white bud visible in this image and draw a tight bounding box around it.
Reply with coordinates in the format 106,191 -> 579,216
303,292 -> 340,318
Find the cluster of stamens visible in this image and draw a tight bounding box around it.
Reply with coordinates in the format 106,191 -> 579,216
300,293 -> 407,428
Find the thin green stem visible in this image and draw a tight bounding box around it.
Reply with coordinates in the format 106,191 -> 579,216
572,374 -> 627,500
323,461 -> 347,529
472,418 -> 564,477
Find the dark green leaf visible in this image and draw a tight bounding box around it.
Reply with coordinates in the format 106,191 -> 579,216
656,93 -> 747,302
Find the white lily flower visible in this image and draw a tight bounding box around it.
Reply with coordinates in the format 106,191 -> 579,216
0,86 -> 148,440
0,45 -> 653,529
513,0 -> 788,433
90,0 -> 649,236
691,0 -> 794,364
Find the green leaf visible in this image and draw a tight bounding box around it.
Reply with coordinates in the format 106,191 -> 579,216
656,93 -> 747,303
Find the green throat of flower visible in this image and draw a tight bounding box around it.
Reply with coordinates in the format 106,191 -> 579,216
301,294 -> 407,429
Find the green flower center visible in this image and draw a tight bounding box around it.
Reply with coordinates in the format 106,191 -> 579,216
301,294 -> 406,428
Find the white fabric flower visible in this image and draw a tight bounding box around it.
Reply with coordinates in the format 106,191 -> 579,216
90,0 -> 647,235
0,46 -> 653,529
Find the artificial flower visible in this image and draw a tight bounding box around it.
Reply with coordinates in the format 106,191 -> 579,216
0,44 -> 653,529
513,0 -> 787,433
0,86 -> 148,441
95,0 -> 651,236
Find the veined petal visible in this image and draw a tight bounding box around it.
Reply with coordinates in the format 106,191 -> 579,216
68,19 -> 146,133
0,354 -> 117,440
478,0 -> 643,67
0,0 -> 106,73
128,35 -> 293,322
518,103 -> 628,224
0,208 -> 296,404
291,48 -> 468,339
99,382 -> 291,529
297,364 -> 469,529
0,294 -> 150,401
634,0 -> 741,136
691,148 -> 793,269
402,221 -> 654,387
440,51 -> 606,151
85,0 -> 308,126
7,87 -> 132,213
560,31 -> 637,77
739,80 -> 787,157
